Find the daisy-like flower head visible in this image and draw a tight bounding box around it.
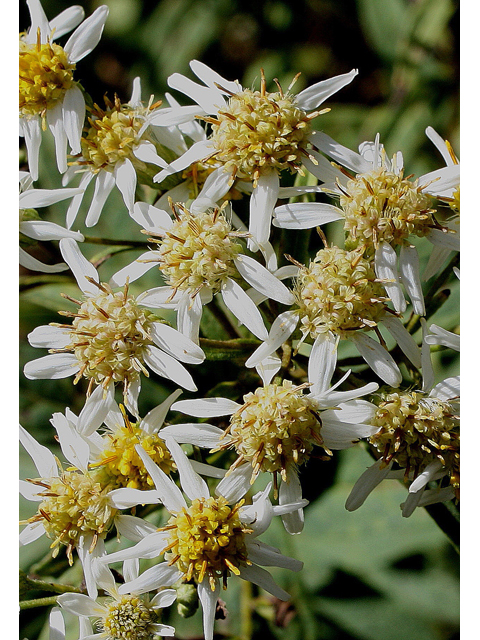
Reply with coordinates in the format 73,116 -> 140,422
19,421 -> 161,597
346,320 -> 459,517
149,60 -> 358,248
99,438 -> 305,640
111,200 -> 296,344
19,170 -> 84,272
273,133 -> 461,315
24,238 -> 205,427
63,79 -> 169,228
19,0 -> 109,179
57,560 -> 177,639
172,332 -> 379,533
244,244 -> 423,387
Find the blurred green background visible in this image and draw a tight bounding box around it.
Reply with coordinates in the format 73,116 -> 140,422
19,1 -> 459,639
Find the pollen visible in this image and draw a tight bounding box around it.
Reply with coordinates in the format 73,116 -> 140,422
52,281 -> 156,392
163,495 -> 250,590
19,35 -> 75,120
92,413 -> 176,490
79,95 -> 151,173
26,468 -> 116,564
152,205 -> 242,295
101,594 -> 158,640
294,246 -> 388,340
220,380 -> 327,483
369,390 -> 460,495
208,73 -> 314,183
340,166 -> 435,250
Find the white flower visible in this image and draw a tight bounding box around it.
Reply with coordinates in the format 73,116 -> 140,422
99,438 -> 305,640
273,133 -> 460,315
62,78 -> 169,228
244,245 -> 423,387
110,200 -> 296,343
19,171 -> 84,272
19,0 -> 109,180
345,322 -> 459,517
148,60 -> 358,249
171,332 -> 379,534
422,126 -> 460,280
19,423 -> 158,598
57,560 -> 177,639
24,238 -> 205,425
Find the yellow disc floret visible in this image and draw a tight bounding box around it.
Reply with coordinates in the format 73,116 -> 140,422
340,166 -> 435,250
25,468 -> 116,564
369,390 -> 460,494
152,206 -> 242,295
101,594 -> 158,640
93,420 -> 175,490
222,380 -> 326,483
163,496 -> 251,590
294,246 -> 388,340
19,34 -> 75,120
53,281 -> 156,390
79,95 -> 157,173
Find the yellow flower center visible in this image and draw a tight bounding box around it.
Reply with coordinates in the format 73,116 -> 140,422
151,206 -> 242,295
162,496 -> 251,590
223,381 -> 326,483
370,391 -> 459,493
93,421 -> 175,490
79,96 -> 151,172
19,34 -> 76,119
340,167 -> 434,250
26,469 -> 116,564
53,282 -> 156,389
101,594 -> 158,640
209,78 -> 313,183
294,246 -> 387,340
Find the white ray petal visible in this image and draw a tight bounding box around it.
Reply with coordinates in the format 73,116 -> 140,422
238,564 -> 290,601
64,5 -> 109,62
60,237 -> 100,294
149,322 -> 205,364
20,521 -> 46,546
249,171 -> 280,246
234,255 -> 294,305
27,325 -> 71,349
382,315 -> 422,369
77,383 -> 116,436
131,202 -> 173,232
216,463 -> 252,504
190,59 -> 243,94
168,72 -> 226,113
108,488 -> 160,509
430,376 -> 460,401
50,411 -> 90,472
153,140 -> 212,184
278,472 -> 304,534
197,580 -> 220,640
309,131 -> 371,174
308,332 -> 337,395
351,332 -> 402,387
57,593 -> 102,617
345,459 -> 393,511
19,248 -> 67,273
134,445 -> 186,512
221,278 -> 268,340
190,167 -> 234,213
49,607 -> 66,640
23,353 -> 79,380
19,425 -> 57,478
114,514 -> 157,542
46,100 -> 68,173
21,116 -> 41,181
246,540 -> 303,571
273,202 -> 343,229
165,437 -> 210,501
140,389 -> 183,434
144,346 -> 197,391
399,245 -> 425,315
62,85 -> 85,154
114,159 -> 137,213
26,0 -> 50,42
177,291 -> 203,343
65,172 -> 93,228
296,69 -> 358,110
110,253 -> 157,288
49,6 -> 85,39
150,589 -> 177,609
256,354 -> 282,386
172,397 -> 241,417
20,220 -> 83,242
147,104 -> 207,128
160,423 -> 224,448
374,241 -> 406,313
245,310 -> 298,368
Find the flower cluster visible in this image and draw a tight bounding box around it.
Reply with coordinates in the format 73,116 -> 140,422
19,3 -> 459,639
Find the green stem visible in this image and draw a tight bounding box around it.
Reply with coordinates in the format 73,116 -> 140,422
425,500 -> 460,552
240,579 -> 253,640
199,338 -> 260,361
83,235 -> 148,248
20,596 -> 58,610
23,576 -> 84,595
